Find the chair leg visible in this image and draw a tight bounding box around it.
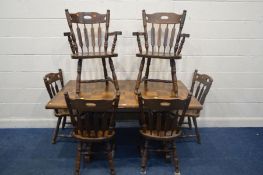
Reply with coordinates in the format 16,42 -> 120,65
52,117 -> 62,144
163,141 -> 171,161
192,117 -> 201,144
102,58 -> 109,86
141,140 -> 148,175
76,59 -> 83,95
172,142 -> 180,175
62,116 -> 67,129
187,117 -> 192,129
144,58 -> 151,86
170,59 -> 178,97
75,142 -> 82,175
108,57 -> 119,91
135,57 -> 146,94
84,143 -> 92,163
106,142 -> 115,175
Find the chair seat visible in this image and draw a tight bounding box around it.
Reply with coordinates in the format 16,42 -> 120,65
55,109 -> 70,117
73,130 -> 115,142
140,130 -> 181,141
136,52 -> 182,59
171,110 -> 200,118
185,110 -> 200,118
71,52 -> 118,59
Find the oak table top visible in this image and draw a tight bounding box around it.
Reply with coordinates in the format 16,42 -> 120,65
45,80 -> 202,110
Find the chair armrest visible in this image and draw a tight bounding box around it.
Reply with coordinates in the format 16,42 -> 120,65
132,32 -> 146,53
63,32 -> 71,37
181,33 -> 190,38
63,32 -> 77,54
176,33 -> 190,55
108,31 -> 122,36
132,32 -> 145,36
108,31 -> 122,53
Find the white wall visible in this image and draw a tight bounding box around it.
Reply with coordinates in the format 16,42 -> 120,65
0,0 -> 263,127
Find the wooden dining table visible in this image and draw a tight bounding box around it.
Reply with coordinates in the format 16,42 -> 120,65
45,80 -> 202,111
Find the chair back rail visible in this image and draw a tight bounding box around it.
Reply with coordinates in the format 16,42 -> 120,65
138,93 -> 191,137
64,92 -> 120,138
190,70 -> 213,105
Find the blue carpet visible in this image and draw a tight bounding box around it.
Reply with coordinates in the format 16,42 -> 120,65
0,127 -> 263,175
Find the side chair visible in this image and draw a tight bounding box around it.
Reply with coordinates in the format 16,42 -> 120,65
138,92 -> 192,175
183,69 -> 213,143
64,92 -> 120,175
43,69 -> 72,144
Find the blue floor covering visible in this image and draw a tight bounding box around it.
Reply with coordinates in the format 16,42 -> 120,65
0,127 -> 263,175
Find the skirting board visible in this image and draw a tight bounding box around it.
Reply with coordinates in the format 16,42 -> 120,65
0,117 -> 263,128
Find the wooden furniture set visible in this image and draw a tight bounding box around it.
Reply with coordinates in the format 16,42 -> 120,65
44,9 -> 213,175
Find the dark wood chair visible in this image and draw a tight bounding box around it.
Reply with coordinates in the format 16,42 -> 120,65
133,10 -> 190,97
64,9 -> 122,95
183,69 -> 213,143
64,92 -> 120,175
43,69 -> 72,144
138,92 -> 192,175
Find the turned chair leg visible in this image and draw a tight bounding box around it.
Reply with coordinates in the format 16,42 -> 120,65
135,57 -> 146,94
170,59 -> 178,97
102,58 -> 109,86
76,59 -> 83,95
108,57 -> 119,91
192,117 -> 201,144
84,143 -> 92,163
75,142 -> 82,175
163,141 -> 171,161
187,117 -> 192,129
141,140 -> 148,175
144,58 -> 151,86
106,142 -> 115,175
52,117 -> 62,144
172,142 -> 180,175
62,116 -> 67,129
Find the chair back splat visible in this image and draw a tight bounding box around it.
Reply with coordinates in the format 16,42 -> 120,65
64,92 -> 120,140
138,93 -> 192,140
142,10 -> 187,56
190,69 -> 213,105
44,69 -> 64,99
65,10 -> 110,54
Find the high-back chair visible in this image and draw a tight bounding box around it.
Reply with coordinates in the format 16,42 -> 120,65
43,69 -> 71,144
64,92 -> 120,175
133,10 -> 189,96
138,93 -> 192,175
185,69 -> 213,143
64,9 -> 122,95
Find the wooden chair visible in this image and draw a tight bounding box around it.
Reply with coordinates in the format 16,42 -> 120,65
64,9 -> 122,95
184,69 -> 213,143
133,10 -> 190,97
138,92 -> 192,175
43,69 -> 72,144
64,92 -> 120,175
